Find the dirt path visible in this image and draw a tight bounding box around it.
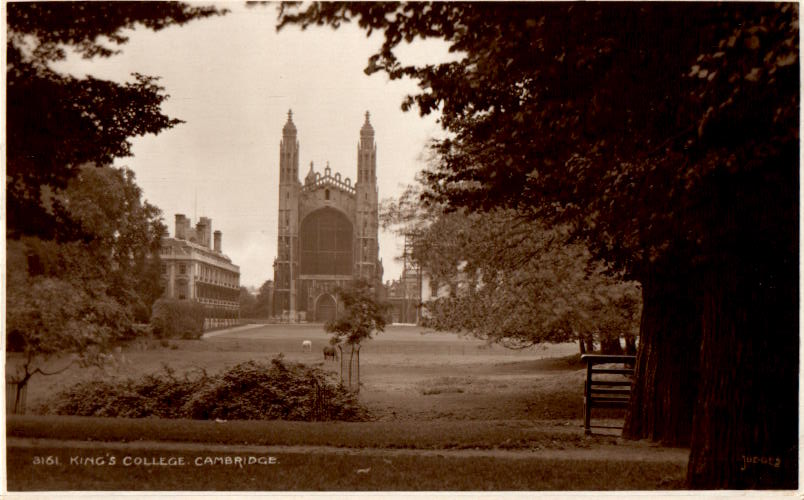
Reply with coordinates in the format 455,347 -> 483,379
8,436 -> 689,463
200,323 -> 265,339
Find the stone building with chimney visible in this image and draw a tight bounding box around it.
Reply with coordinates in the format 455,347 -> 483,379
160,214 -> 240,329
272,110 -> 383,322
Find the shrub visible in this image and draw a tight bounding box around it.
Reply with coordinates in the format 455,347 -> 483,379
150,298 -> 205,339
46,357 -> 368,422
130,323 -> 153,338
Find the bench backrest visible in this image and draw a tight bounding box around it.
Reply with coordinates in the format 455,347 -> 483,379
581,354 -> 636,434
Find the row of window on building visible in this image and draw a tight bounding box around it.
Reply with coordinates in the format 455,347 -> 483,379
196,282 -> 240,302
160,261 -> 239,289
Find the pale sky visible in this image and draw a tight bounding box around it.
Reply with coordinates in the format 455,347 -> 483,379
51,2 -> 453,288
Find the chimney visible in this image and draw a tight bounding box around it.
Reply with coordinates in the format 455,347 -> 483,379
175,214 -> 187,239
196,217 -> 212,248
214,230 -> 222,253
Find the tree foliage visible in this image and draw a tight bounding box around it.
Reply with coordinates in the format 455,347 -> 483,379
7,246 -> 131,357
326,280 -> 389,346
280,2 -> 797,279
6,3 -> 223,399
252,280 -> 275,318
382,189 -> 641,351
238,286 -> 258,318
52,164 -> 165,320
150,298 -> 206,339
7,165 -> 166,386
280,3 -> 799,488
7,1 -> 223,237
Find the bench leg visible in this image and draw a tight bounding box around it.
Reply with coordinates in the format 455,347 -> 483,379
584,397 -> 591,435
584,362 -> 593,435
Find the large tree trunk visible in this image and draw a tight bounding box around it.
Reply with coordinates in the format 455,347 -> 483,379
623,334 -> 637,355
584,335 -> 595,353
687,258 -> 798,488
687,158 -> 798,489
600,337 -> 623,354
623,269 -> 701,446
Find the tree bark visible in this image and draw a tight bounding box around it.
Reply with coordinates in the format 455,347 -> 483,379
356,346 -> 361,393
584,336 -> 595,353
579,338 -> 586,355
348,345 -> 354,389
624,334 -> 637,355
337,345 -> 343,384
687,252 -> 798,488
623,268 -> 701,446
600,337 -> 623,354
685,153 -> 798,489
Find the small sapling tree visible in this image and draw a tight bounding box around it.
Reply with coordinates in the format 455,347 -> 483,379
324,280 -> 390,392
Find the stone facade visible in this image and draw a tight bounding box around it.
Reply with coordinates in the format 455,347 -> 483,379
273,110 -> 383,322
160,215 -> 240,329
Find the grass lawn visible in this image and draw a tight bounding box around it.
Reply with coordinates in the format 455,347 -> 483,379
7,415 -> 611,450
6,324 -> 678,491
10,324 -> 599,421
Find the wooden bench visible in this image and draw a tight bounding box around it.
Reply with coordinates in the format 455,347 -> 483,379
581,354 -> 636,435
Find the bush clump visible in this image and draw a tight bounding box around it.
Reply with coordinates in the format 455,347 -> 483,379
150,298 -> 206,339
46,357 -> 368,421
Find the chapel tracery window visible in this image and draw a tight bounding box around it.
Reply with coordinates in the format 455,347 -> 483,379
300,208 -> 353,276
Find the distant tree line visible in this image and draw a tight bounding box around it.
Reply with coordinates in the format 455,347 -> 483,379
382,188 -> 640,354
239,281 -> 274,318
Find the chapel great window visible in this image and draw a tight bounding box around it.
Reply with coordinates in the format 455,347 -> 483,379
300,208 -> 353,275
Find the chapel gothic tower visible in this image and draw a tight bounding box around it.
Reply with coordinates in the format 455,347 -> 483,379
274,110 -> 301,315
355,112 -> 379,282
272,110 -> 383,322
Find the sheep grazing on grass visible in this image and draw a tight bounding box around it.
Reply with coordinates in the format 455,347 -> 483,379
302,340 -> 312,352
323,346 -> 338,361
